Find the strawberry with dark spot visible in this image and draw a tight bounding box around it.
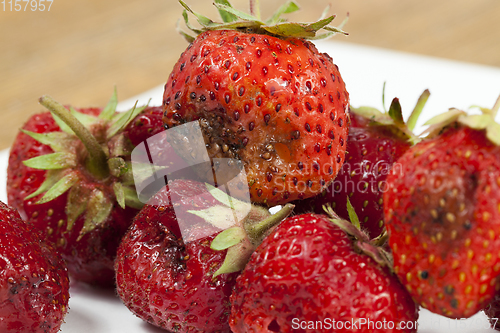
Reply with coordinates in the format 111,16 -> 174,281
115,179 -> 293,333
7,92 -> 164,287
294,90 -> 429,238
162,1 -> 350,206
384,96 -> 500,318
0,201 -> 69,333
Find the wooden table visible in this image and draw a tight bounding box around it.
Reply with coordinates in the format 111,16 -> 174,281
1,0 -> 499,150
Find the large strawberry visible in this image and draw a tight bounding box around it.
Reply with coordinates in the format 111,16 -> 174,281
162,0 -> 350,206
229,210 -> 418,333
0,200 -> 70,333
384,97 -> 500,318
115,178 -> 293,333
7,91 -> 164,287
294,90 -> 429,238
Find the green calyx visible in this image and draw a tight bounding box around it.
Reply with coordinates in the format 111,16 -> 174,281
23,89 -> 146,238
177,0 -> 348,42
188,183 -> 294,277
351,86 -> 430,145
422,94 -> 500,145
324,199 -> 393,269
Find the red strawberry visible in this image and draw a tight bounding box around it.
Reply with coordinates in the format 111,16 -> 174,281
294,90 -> 429,238
0,201 -> 69,333
7,92 -> 163,287
115,178 -> 293,333
123,105 -> 166,146
229,212 -> 418,333
384,98 -> 500,318
162,1 -> 349,206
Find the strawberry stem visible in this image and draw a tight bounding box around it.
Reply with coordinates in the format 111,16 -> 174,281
491,94 -> 500,120
245,203 -> 294,242
249,0 -> 260,20
39,96 -> 110,180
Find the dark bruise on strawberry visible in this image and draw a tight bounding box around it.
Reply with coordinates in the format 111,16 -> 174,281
116,178 -> 294,333
116,180 -> 243,333
294,91 -> 428,238
385,111 -> 500,318
162,1 -> 350,206
7,93 -> 163,287
229,213 -> 418,333
0,201 -> 70,333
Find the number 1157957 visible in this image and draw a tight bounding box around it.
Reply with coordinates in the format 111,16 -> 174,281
2,0 -> 53,11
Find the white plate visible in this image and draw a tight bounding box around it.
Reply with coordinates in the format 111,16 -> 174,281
2,40 -> 500,332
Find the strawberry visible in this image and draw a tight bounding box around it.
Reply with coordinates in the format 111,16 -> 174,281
294,90 -> 429,238
162,1 -> 350,206
6,91 -> 163,287
115,178 -> 293,333
229,210 -> 418,333
384,97 -> 500,318
123,105 -> 166,146
0,200 -> 70,333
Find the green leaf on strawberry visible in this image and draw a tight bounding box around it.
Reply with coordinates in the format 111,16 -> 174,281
20,94 -> 144,235
7,94 -> 169,286
178,0 -> 347,42
423,94 -> 500,145
188,183 -> 294,276
352,88 -> 430,144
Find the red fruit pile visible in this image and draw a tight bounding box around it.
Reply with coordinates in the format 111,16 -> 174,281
5,0 -> 500,332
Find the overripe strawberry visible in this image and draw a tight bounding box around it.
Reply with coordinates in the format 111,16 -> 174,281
294,90 -> 429,238
384,97 -> 500,318
162,1 -> 350,206
7,92 -> 163,287
229,211 -> 418,333
0,201 -> 70,333
115,178 -> 293,333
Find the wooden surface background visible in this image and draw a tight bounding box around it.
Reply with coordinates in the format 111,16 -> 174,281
1,0 -> 499,150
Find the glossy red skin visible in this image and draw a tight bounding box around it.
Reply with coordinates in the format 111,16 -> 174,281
123,106 -> 165,146
294,113 -> 410,238
0,201 -> 69,333
125,106 -> 202,190
7,106 -> 163,287
229,213 -> 418,333
384,125 -> 500,318
115,179 -> 238,333
162,30 -> 349,206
